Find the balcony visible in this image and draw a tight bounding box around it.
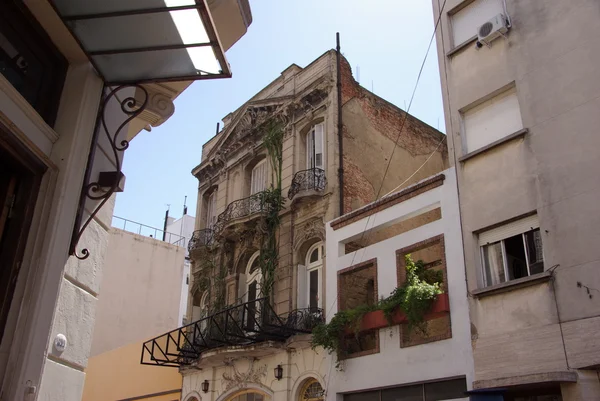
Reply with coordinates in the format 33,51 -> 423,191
288,168 -> 326,200
188,228 -> 215,253
140,297 -> 324,367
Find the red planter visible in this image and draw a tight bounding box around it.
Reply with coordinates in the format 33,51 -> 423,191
345,293 -> 450,334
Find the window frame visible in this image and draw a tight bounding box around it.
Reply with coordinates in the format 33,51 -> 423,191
306,123 -> 325,170
205,190 -> 217,228
245,251 -> 262,301
479,215 -> 544,287
305,242 -> 324,310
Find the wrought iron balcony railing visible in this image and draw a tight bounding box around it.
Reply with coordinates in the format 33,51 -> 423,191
140,297 -> 324,368
187,228 -> 215,253
288,168 -> 326,200
212,191 -> 268,233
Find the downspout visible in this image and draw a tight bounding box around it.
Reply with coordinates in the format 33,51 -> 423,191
336,32 -> 344,216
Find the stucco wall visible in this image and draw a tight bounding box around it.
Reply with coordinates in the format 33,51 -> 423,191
434,0 -> 600,387
83,340 -> 182,401
90,228 -> 186,357
325,168 -> 474,395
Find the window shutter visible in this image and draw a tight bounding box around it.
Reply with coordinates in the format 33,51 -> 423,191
251,161 -> 266,194
314,123 -> 324,169
297,264 -> 307,309
210,193 -> 217,225
478,214 -> 540,245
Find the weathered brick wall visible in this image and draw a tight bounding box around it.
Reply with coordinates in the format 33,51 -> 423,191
339,56 -> 449,213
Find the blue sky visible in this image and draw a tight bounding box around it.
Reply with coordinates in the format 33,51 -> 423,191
114,0 -> 445,229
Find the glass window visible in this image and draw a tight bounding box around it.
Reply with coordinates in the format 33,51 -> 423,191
300,379 -> 324,401
0,0 -> 67,126
309,270 -> 319,310
481,228 -> 544,287
424,378 -> 468,401
307,123 -> 324,170
344,392 -> 379,401
304,242 -> 323,309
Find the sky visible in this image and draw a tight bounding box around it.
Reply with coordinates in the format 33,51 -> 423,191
113,0 -> 445,230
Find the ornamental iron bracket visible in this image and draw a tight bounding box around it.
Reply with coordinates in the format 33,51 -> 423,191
69,84 -> 149,260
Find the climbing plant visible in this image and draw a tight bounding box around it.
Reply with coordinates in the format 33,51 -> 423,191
311,255 -> 443,360
258,119 -> 285,299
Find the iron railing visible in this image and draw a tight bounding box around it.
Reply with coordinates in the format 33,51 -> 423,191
140,298 -> 324,367
187,228 -> 215,253
288,168 -> 326,200
112,216 -> 185,246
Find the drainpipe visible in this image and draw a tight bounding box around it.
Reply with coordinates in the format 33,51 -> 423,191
162,208 -> 169,241
336,32 -> 344,216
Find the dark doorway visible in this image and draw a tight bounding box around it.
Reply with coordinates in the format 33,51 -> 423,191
0,124 -> 45,343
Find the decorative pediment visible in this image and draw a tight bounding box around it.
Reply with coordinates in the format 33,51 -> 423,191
221,357 -> 267,392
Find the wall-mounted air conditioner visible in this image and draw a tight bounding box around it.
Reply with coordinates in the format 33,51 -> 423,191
477,14 -> 509,47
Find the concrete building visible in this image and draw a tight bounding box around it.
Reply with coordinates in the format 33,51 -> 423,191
325,168 -> 473,400
433,0 -> 600,399
83,225 -> 187,401
0,1 -> 251,400
141,49 -> 448,401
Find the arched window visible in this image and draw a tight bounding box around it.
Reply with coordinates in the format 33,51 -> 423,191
192,291 -> 209,322
250,159 -> 267,194
298,242 -> 323,311
299,378 -> 324,401
306,123 -> 324,170
244,251 -> 262,331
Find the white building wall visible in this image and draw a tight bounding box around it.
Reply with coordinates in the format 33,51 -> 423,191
324,168 -> 474,397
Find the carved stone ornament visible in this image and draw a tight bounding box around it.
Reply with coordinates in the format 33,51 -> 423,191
294,218 -> 325,251
221,357 -> 267,392
138,90 -> 175,128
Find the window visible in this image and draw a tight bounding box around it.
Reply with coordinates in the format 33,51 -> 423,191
206,190 -> 217,228
462,86 -> 523,153
0,0 -> 67,126
343,378 -> 467,401
305,243 -> 323,310
307,123 -> 324,170
450,0 -> 504,47
479,214 -> 544,287
299,378 -> 324,401
228,392 -> 266,401
244,251 -> 262,330
251,160 -> 267,194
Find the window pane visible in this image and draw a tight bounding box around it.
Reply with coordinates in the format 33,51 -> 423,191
381,384 -> 423,401
525,228 -> 544,274
424,378 -> 467,401
482,242 -> 505,286
504,234 -> 528,280
310,248 -> 319,263
344,391 -> 379,401
309,269 -> 319,310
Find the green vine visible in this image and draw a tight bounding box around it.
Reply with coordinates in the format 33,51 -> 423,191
311,255 -> 443,359
258,119 -> 285,299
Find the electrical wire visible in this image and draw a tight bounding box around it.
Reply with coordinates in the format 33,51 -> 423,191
344,0 -> 448,274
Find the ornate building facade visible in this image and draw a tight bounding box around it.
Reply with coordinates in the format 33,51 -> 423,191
142,49 -> 448,401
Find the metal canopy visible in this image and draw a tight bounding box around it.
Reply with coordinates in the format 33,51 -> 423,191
50,0 -> 231,84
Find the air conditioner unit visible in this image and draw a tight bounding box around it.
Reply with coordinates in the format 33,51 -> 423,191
477,14 -> 508,47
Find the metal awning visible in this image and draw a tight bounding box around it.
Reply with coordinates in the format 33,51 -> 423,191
49,0 -> 231,84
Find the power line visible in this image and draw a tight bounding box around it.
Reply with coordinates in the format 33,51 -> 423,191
344,0 -> 448,275
323,0 -> 450,327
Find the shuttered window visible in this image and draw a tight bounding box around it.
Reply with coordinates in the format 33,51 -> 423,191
450,0 -> 504,46
307,123 -> 324,169
251,160 -> 267,195
206,191 -> 217,228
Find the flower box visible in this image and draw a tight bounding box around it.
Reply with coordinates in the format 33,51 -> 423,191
345,293 -> 450,334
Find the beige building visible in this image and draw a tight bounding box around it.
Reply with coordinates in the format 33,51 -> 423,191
141,49 -> 447,400
83,225 -> 187,401
0,1 -> 251,400
433,0 -> 600,399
